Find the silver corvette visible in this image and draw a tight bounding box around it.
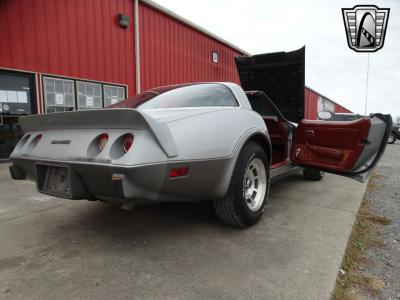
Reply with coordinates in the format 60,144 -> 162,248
9,48 -> 392,227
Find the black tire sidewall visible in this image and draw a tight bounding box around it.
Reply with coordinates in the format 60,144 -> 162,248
388,132 -> 396,144
303,168 -> 323,181
230,143 -> 270,226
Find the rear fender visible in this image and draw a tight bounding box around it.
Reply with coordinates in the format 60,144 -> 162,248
216,129 -> 272,197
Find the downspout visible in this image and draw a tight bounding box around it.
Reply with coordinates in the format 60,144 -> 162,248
134,0 -> 141,94
307,88 -> 311,119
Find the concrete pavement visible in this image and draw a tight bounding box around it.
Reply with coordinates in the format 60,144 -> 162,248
0,164 -> 367,299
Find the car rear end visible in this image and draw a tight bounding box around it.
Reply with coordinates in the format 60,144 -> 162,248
9,109 -> 173,203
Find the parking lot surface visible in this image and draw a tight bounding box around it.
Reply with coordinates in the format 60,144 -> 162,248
0,163 -> 368,299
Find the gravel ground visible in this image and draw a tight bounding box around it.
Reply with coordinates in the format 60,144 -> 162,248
361,143 -> 400,300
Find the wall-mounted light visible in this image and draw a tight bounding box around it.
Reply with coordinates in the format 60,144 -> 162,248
212,51 -> 218,64
118,14 -> 131,29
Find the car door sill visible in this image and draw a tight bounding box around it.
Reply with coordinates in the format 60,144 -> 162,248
270,163 -> 302,183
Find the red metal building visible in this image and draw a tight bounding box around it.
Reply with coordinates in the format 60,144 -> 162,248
304,87 -> 352,120
0,0 -> 350,157
0,0 -> 244,116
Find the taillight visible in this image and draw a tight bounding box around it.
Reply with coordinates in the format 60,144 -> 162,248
123,134 -> 134,153
169,167 -> 189,178
98,133 -> 109,151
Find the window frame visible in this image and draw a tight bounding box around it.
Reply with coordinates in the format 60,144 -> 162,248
76,80 -> 103,111
103,84 -> 126,107
41,75 -> 127,113
42,76 -> 76,114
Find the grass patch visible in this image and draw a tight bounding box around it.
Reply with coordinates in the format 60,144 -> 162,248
332,172 -> 391,300
367,172 -> 381,191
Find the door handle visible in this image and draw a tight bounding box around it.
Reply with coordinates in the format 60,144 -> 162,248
305,129 -> 314,137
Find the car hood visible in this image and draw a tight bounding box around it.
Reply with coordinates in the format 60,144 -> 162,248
235,47 -> 305,123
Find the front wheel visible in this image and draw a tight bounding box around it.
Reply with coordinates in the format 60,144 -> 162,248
388,132 -> 396,144
213,142 -> 270,228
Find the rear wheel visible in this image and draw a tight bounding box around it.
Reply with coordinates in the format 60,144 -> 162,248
213,142 -> 270,228
303,168 -> 324,181
388,132 -> 396,144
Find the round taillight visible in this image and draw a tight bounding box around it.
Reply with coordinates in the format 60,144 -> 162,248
98,133 -> 109,151
123,134 -> 134,153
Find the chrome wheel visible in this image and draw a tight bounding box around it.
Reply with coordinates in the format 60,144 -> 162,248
388,133 -> 394,143
244,157 -> 267,212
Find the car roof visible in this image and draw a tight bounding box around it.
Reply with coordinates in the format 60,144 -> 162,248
148,83 -> 197,94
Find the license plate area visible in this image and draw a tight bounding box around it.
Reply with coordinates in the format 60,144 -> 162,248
36,164 -> 72,198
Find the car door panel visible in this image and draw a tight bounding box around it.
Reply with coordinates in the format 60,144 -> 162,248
291,114 -> 391,179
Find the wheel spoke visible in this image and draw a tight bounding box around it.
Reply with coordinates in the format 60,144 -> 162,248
243,157 -> 268,212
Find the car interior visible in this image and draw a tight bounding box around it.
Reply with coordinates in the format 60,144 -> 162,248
246,92 -> 292,169
246,91 -> 380,173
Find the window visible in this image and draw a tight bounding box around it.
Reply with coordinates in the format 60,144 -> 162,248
136,84 -> 238,110
247,94 -> 276,117
43,77 -> 75,113
0,70 -> 36,115
42,76 -> 126,113
77,81 -> 102,110
212,51 -> 219,63
317,96 -> 335,113
104,85 -> 125,107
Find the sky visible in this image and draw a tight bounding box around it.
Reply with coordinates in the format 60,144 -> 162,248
154,0 -> 400,121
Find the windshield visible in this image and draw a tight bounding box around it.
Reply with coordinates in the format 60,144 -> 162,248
107,84 -> 238,110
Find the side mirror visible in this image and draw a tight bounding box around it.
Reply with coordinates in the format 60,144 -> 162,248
318,111 -> 332,120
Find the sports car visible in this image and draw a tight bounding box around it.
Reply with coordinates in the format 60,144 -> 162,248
9,48 -> 392,227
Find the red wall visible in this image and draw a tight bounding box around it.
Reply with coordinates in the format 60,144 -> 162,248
304,87 -> 352,119
334,103 -> 352,113
0,0 -> 349,118
138,3 -> 242,91
0,0 -> 243,99
304,88 -> 318,119
0,0 -> 136,94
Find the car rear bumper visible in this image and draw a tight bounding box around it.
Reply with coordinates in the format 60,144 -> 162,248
10,158 -> 167,203
10,156 -> 234,203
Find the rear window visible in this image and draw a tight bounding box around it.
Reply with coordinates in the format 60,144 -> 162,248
138,84 -> 238,110
109,84 -> 238,110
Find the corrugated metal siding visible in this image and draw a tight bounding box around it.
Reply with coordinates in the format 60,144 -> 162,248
305,87 -> 352,119
304,87 -> 319,119
334,103 -> 352,113
0,0 -> 352,118
138,3 -> 242,91
0,0 -> 135,94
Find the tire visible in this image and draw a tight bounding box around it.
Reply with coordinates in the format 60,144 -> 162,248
303,168 -> 324,181
388,132 -> 396,144
213,142 -> 270,228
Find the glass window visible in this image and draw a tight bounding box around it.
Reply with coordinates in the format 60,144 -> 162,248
324,99 -> 335,112
247,94 -> 276,116
136,84 -> 238,110
76,81 -> 102,110
318,96 -> 335,113
104,85 -> 126,107
43,77 -> 75,113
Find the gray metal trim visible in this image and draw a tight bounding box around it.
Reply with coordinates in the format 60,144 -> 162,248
134,0 -> 141,94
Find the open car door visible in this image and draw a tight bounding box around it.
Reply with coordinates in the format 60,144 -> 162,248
291,114 -> 392,182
